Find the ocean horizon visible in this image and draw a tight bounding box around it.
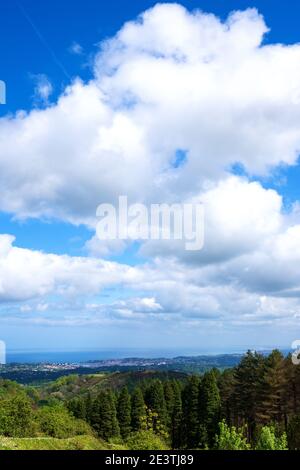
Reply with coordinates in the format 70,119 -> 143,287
5,346 -> 289,364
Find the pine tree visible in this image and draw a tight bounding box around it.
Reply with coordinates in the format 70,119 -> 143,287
67,397 -> 86,420
218,368 -> 235,424
283,353 -> 300,425
131,387 -> 146,432
145,380 -> 168,433
257,350 -> 286,426
164,381 -> 175,430
170,380 -> 183,449
182,375 -> 200,448
198,370 -> 221,448
234,350 -> 264,439
117,387 -> 131,439
90,390 -> 120,440
108,389 -> 120,438
85,392 -> 93,423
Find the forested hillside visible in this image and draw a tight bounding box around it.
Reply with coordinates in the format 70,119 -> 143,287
0,350 -> 300,450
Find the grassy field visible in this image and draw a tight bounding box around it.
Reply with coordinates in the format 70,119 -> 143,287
0,435 -> 126,450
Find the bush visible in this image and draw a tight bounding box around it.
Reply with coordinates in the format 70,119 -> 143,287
256,426 -> 288,450
126,430 -> 168,450
36,404 -> 92,438
215,421 -> 250,450
0,394 -> 37,437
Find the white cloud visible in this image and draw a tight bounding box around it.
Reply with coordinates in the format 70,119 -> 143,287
141,176 -> 283,264
85,235 -> 127,258
31,74 -> 53,105
1,4 -> 300,334
1,5 -> 300,224
69,41 -> 84,55
0,234 -> 141,302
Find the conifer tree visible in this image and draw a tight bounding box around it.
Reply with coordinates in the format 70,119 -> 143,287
218,368 -> 235,424
67,397 -> 86,420
117,387 -> 131,439
182,375 -> 200,448
85,392 -> 93,423
164,381 -> 175,430
170,381 -> 183,449
90,390 -> 120,440
198,370 -> 221,447
257,350 -> 286,426
131,387 -> 146,432
145,380 -> 168,432
234,350 -> 264,439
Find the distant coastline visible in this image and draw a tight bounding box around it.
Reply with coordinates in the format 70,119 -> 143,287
5,347 -> 290,364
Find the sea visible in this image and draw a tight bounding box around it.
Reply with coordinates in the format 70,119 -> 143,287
5,346 -> 287,364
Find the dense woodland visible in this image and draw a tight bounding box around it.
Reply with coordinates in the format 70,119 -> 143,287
1,350 -> 300,450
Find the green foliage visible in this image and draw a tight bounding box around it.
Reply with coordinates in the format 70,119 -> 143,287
36,404 -> 91,438
126,430 -> 167,450
131,387 -> 146,432
164,381 -> 175,428
257,350 -> 286,425
215,421 -> 250,450
182,375 -> 200,448
0,393 -> 36,437
90,390 -> 120,440
67,397 -> 87,420
287,415 -> 300,449
117,387 -> 131,439
145,380 -> 168,433
0,349 -> 299,450
256,426 -> 288,450
170,381 -> 183,449
141,407 -> 169,441
0,435 -> 119,450
234,351 -> 265,439
199,370 -> 221,447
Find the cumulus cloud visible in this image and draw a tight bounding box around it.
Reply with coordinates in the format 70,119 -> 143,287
1,4 -> 300,334
141,176 -> 283,264
1,5 -> 300,224
0,234 -> 140,302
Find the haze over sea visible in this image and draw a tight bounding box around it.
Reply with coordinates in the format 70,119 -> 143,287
6,347 -> 288,364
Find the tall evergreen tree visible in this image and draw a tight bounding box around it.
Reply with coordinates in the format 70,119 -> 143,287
234,350 -> 264,439
257,350 -> 286,426
145,380 -> 168,432
164,381 -> 175,430
85,392 -> 93,424
117,387 -> 131,439
198,370 -> 221,448
131,387 -> 146,432
170,381 -> 183,449
90,390 -> 120,440
182,375 -> 200,448
218,368 -> 235,424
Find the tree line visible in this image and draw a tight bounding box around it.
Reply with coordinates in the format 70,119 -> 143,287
1,349 -> 300,449
67,349 -> 300,449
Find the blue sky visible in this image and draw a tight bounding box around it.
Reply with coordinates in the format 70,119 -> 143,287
1,0 -> 300,354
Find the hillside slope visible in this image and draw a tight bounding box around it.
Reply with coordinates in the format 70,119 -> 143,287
0,435 -> 126,450
40,370 -> 188,401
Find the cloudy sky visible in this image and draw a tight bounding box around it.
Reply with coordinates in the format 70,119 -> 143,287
1,0 -> 300,354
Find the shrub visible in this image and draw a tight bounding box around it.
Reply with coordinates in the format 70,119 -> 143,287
36,404 -> 92,438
